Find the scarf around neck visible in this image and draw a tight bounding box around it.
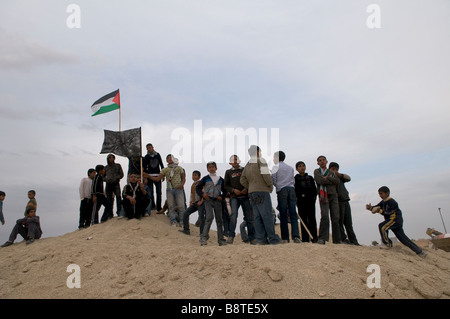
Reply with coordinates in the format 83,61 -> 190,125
319,167 -> 329,203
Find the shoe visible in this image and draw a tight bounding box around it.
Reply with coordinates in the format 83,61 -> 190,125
200,239 -> 207,246
226,237 -> 234,244
1,241 -> 13,247
293,237 -> 301,244
418,251 -> 428,258
218,240 -> 227,246
26,239 -> 35,245
317,239 -> 326,245
178,229 -> 190,235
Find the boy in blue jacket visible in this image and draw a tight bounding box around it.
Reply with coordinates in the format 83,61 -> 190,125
366,186 -> 426,257
196,161 -> 227,246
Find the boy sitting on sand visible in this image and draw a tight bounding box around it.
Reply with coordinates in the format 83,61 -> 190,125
366,186 -> 426,257
1,208 -> 43,247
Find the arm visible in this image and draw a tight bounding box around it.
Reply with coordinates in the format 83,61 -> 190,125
224,170 -> 233,194
196,177 -> 207,198
240,169 -> 249,190
177,171 -> 186,190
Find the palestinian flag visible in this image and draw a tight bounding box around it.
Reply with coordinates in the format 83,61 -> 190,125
91,89 -> 120,116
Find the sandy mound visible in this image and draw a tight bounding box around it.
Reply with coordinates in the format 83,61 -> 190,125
0,213 -> 449,299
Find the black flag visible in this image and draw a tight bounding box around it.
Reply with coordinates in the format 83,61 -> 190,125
100,127 -> 141,157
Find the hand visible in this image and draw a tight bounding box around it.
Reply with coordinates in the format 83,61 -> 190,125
217,196 -> 222,202
365,204 -> 372,211
202,193 -> 209,200
93,195 -> 97,204
233,189 -> 241,196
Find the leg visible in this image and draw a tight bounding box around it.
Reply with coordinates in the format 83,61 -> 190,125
241,197 -> 255,241
277,188 -> 290,241
329,195 -> 341,244
228,198 -> 240,239
8,223 -> 28,243
287,188 -> 300,240
342,201 -> 359,244
166,189 -> 177,224
318,201 -> 330,242
213,200 -> 225,244
155,180 -> 162,211
379,218 -> 395,247
200,200 -> 214,243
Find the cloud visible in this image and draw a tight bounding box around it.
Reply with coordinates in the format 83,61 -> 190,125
0,28 -> 79,71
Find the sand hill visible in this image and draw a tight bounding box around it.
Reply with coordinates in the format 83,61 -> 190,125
0,213 -> 449,299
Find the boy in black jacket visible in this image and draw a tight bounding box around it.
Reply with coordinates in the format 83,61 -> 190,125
294,161 -> 318,243
366,186 -> 426,257
92,165 -> 113,224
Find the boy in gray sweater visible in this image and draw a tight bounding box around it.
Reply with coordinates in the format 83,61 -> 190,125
1,209 -> 43,247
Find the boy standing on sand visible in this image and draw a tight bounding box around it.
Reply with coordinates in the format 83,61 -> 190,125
240,145 -> 281,245
224,155 -> 255,244
329,162 -> 359,245
196,162 -> 226,246
271,151 -> 300,243
92,165 -> 113,224
179,170 -> 205,235
314,155 -> 341,244
79,168 -> 96,229
366,186 -> 426,257
294,161 -> 318,243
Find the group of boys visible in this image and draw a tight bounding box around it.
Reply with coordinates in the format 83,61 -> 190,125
171,147 -> 360,247
0,144 -> 426,256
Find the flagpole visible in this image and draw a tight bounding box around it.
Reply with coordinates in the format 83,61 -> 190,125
118,88 -> 121,132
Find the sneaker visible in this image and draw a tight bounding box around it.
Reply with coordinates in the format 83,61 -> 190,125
200,239 -> 207,246
218,240 -> 227,246
226,237 -> 234,244
1,241 -> 13,247
26,238 -> 35,245
293,237 -> 301,244
418,251 -> 428,258
317,239 -> 326,245
178,229 -> 190,235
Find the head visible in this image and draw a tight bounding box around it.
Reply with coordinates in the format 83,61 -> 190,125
295,161 -> 306,174
378,186 -> 390,200
207,161 -> 217,174
229,155 -> 241,169
248,145 -> 261,158
128,173 -> 139,184
28,190 -> 36,199
107,154 -> 115,164
146,143 -> 154,153
26,208 -> 36,218
95,164 -> 105,175
273,151 -> 286,164
87,168 -> 96,179
166,154 -> 174,164
0,191 -> 5,201
317,155 -> 328,169
192,170 -> 201,182
328,162 -> 339,173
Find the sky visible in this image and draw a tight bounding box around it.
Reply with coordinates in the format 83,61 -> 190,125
0,0 -> 449,246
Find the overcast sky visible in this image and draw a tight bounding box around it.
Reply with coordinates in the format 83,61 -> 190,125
1,0 -> 449,245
